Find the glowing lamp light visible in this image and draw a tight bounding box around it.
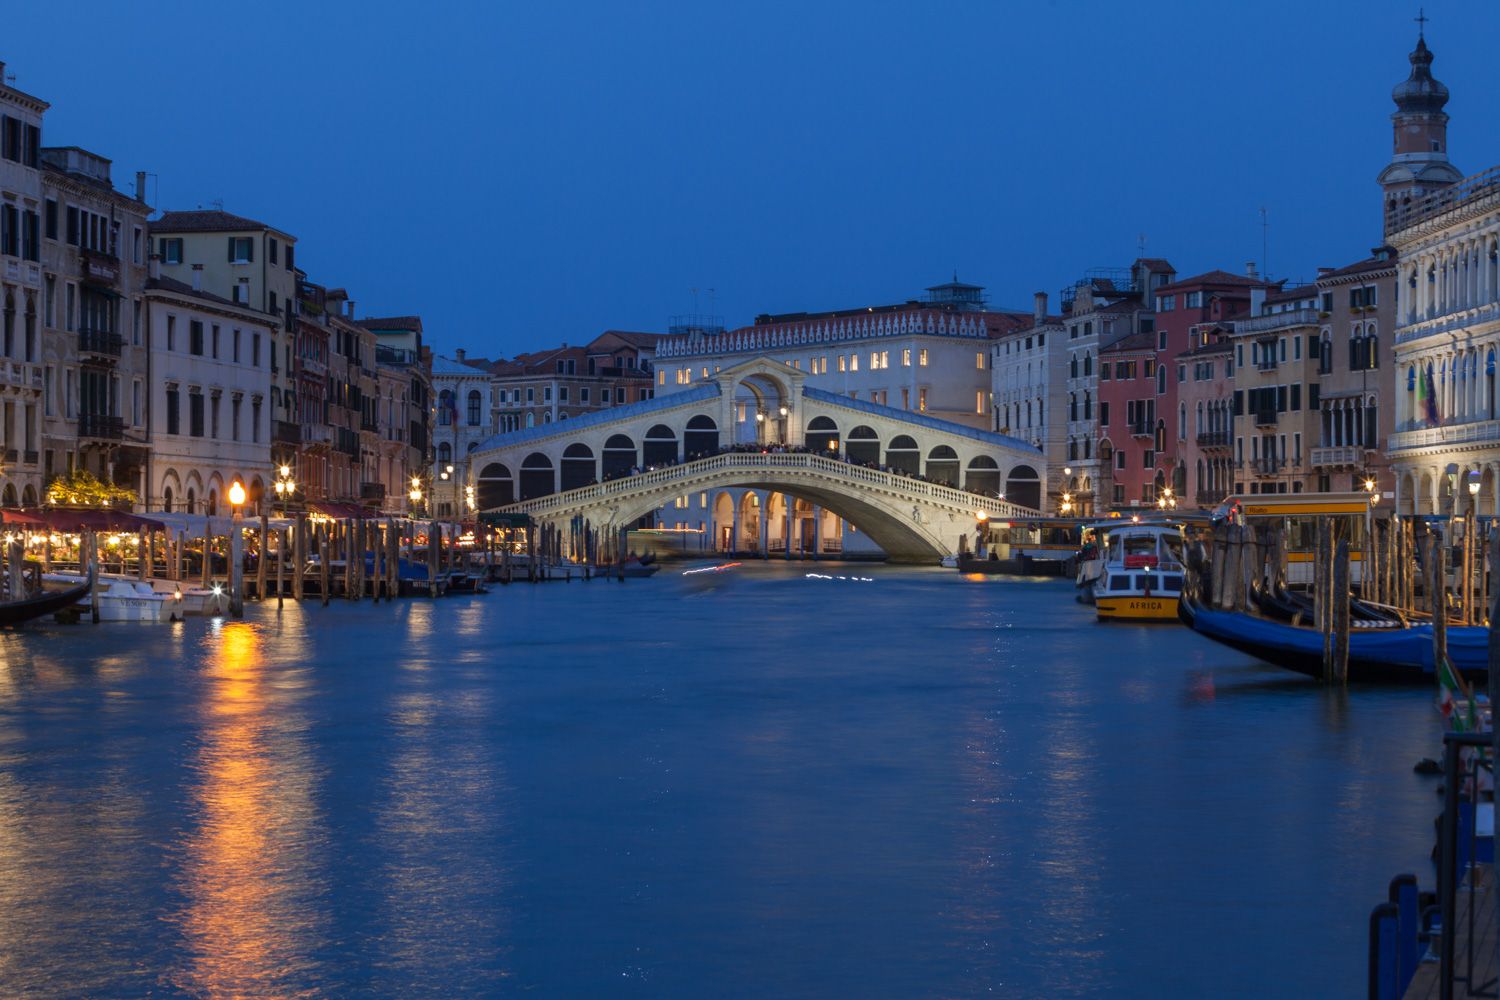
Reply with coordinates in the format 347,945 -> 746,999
228,481 -> 247,508
411,476 -> 422,489
828,439 -> 838,451
279,465 -> 291,479
778,405 -> 788,417
755,412 -> 765,423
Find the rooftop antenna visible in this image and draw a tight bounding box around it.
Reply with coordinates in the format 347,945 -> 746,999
708,287 -> 716,316
1137,233 -> 1147,255
211,198 -> 224,212
1415,6 -> 1428,38
1260,206 -> 1269,279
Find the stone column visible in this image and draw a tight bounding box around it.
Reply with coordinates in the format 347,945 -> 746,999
730,508 -> 740,554
757,492 -> 769,556
784,495 -> 793,560
812,505 -> 823,558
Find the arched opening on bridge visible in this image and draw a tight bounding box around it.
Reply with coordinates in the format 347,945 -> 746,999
684,414 -> 719,460
603,434 -> 636,480
560,443 -> 596,491
1006,464 -> 1041,510
737,491 -> 762,552
734,372 -> 791,446
477,462 -> 514,508
712,491 -> 735,551
805,415 -> 839,456
926,445 -> 959,487
519,452 -> 555,501
966,455 -> 1001,496
643,424 -> 678,467
846,425 -> 879,467
886,435 -> 919,475
767,492 -> 787,553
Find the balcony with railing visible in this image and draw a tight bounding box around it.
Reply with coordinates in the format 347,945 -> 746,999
1195,430 -> 1230,449
302,424 -> 334,446
1385,162 -> 1500,235
78,326 -> 124,359
79,249 -> 119,287
360,481 -> 387,502
273,419 -> 301,446
1253,409 -> 1278,427
1309,444 -> 1364,468
78,413 -> 125,440
1233,308 -> 1324,336
1249,456 -> 1285,476
22,449 -> 37,465
1130,420 -> 1153,437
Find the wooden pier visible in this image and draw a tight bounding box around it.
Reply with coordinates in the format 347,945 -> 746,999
1402,866 -> 1496,1000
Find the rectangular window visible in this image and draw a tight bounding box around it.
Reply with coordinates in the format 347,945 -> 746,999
252,398 -> 262,443
850,354 -> 859,372
232,397 -> 242,441
901,387 -> 910,410
918,387 -> 927,412
1143,449 -> 1154,468
210,394 -> 220,439
251,332 -> 261,367
560,386 -> 569,402
44,199 -> 57,240
1100,401 -> 1109,426
161,238 -> 183,264
1116,450 -> 1127,470
616,387 -> 625,403
188,392 -> 204,437
166,387 -> 180,435
1185,291 -> 1202,308
918,349 -> 928,367
581,387 -> 591,403
166,314 -> 176,351
269,238 -> 279,265
975,390 -> 985,414
838,355 -> 847,373
526,387 -> 534,402
543,386 -> 552,401
902,348 -> 912,366
1158,330 -> 1167,351
189,320 -> 204,356
228,236 -> 253,263
976,352 -> 986,370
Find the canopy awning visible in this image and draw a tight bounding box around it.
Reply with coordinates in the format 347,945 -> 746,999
307,501 -> 378,520
32,509 -> 166,533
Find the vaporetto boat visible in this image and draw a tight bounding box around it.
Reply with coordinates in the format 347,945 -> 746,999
1090,522 -> 1186,622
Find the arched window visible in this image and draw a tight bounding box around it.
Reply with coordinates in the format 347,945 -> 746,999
467,390 -> 482,425
1069,393 -> 1077,422
1179,402 -> 1186,440
438,389 -> 454,425
1083,390 -> 1092,420
437,441 -> 452,464
1083,353 -> 1093,376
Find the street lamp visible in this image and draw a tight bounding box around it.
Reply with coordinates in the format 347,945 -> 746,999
409,475 -> 425,515
1060,491 -> 1074,515
273,464 -> 296,512
228,480 -> 247,513
464,484 -> 476,513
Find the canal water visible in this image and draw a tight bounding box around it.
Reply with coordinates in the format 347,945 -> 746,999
0,563 -> 1444,997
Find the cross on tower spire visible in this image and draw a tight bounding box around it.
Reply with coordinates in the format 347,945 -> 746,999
1415,7 -> 1428,38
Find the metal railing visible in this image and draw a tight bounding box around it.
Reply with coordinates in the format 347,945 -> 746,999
1433,731 -> 1496,1000
501,451 -> 1039,520
78,413 -> 124,439
1196,431 -> 1230,448
78,327 -> 123,357
1386,163 -> 1500,234
1309,445 -> 1364,467
1233,308 -> 1323,335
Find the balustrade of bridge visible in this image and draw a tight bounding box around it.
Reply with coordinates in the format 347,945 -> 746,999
503,451 -> 1034,521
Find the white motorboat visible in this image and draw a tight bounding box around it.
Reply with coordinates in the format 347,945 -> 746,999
43,573 -> 182,622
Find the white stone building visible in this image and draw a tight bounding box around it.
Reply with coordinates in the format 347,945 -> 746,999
143,270 -> 276,515
431,350 -> 496,517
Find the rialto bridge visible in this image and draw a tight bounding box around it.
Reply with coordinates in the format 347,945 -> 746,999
465,357 -> 1046,562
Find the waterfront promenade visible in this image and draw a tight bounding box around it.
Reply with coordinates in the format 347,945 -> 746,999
0,565 -> 1445,997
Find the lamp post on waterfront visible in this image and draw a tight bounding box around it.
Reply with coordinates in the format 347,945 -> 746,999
409,476 -> 425,517
273,464 -> 297,514
227,480 -> 247,618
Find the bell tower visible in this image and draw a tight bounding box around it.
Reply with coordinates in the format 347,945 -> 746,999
1378,15 -> 1463,231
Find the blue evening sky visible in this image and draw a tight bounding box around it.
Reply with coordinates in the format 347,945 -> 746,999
11,1 -> 1498,357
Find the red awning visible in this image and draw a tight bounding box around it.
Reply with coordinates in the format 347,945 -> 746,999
307,501 -> 375,520
35,509 -> 166,532
0,508 -> 47,525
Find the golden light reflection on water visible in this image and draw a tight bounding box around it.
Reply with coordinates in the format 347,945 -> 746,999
167,620 -> 327,997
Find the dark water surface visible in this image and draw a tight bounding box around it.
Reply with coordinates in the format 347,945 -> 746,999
0,563 -> 1443,997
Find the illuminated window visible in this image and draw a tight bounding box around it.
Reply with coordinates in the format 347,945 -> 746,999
838,355 -> 847,372
902,348 -> 912,366
699,492 -> 707,505
737,402 -> 746,422
701,367 -> 708,379
976,390 -> 985,414
976,352 -> 986,370
658,370 -> 665,385
880,350 -> 889,369
850,354 -> 859,372
918,349 -> 928,366
919,387 -> 928,411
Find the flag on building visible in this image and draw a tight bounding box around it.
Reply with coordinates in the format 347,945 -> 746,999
1419,366 -> 1441,426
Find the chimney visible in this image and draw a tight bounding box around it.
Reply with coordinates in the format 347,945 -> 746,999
454,348 -> 466,362
1033,291 -> 1047,324
191,263 -> 203,292
1245,261 -> 1259,279
134,171 -> 147,204
347,300 -> 356,318
148,252 -> 160,281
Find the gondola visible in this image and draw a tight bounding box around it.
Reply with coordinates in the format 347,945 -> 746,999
1178,584 -> 1488,683
0,575 -> 92,627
